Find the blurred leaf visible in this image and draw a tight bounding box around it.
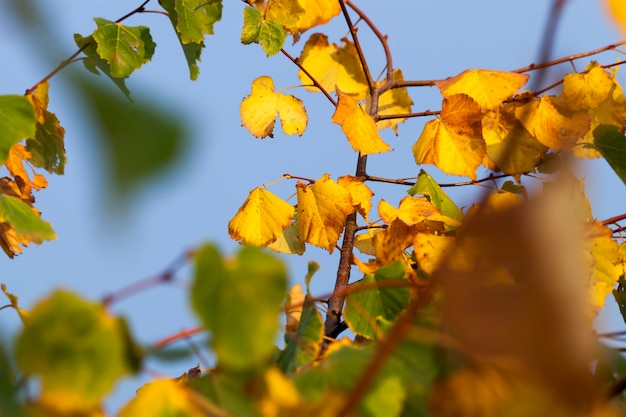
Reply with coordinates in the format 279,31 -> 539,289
1,284 -> 29,324
344,261 -> 410,339
593,124 -> 626,186
408,169 -> 463,222
612,276 -> 626,326
80,81 -> 187,197
90,18 -> 155,78
0,95 -> 36,163
191,244 -> 287,370
191,371 -> 262,417
0,344 -> 17,417
118,378 -> 227,417
14,290 -> 140,413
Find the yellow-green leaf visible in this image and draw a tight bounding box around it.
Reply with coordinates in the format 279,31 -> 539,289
240,76 -> 308,138
372,69 -> 413,134
228,187 -> 294,247
332,89 -> 391,155
296,174 -> 354,252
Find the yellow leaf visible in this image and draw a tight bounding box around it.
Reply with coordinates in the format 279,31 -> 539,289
372,69 -> 413,134
338,175 -> 374,221
606,0 -> 626,35
267,221 -> 305,255
228,187 -> 294,247
332,89 -> 391,155
372,219 -> 416,266
296,174 -> 354,252
435,69 -> 529,109
414,233 -> 454,275
298,34 -> 368,99
515,96 -> 590,151
240,76 -> 308,138
118,379 -> 227,417
561,65 -> 626,158
267,0 -> 340,39
584,221 -> 623,311
413,94 -> 485,180
482,106 -> 548,175
259,367 -> 301,417
354,228 -> 381,256
284,284 -> 305,333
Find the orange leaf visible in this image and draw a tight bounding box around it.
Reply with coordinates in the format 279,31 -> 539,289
332,89 -> 391,155
337,175 -> 374,221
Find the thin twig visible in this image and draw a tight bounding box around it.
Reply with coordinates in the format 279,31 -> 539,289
339,0 -> 375,92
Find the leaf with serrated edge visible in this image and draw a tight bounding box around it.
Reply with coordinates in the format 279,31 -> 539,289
296,174 -> 353,252
229,187 -> 294,247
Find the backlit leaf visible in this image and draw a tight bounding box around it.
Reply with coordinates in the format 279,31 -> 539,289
240,76 -> 308,138
372,69 -> 413,134
26,82 -> 66,175
344,261 -> 410,339
332,89 -> 391,155
271,0 -> 340,38
159,0 -> 205,80
585,221 -> 623,311
515,96 -> 590,151
228,187 -> 294,247
91,18 -> 155,78
4,145 -> 47,198
298,33 -> 368,99
241,6 -> 286,56
435,69 -> 529,109
408,169 -> 463,223
338,175 -> 374,221
593,124 -> 626,186
296,174 -> 354,252
414,233 -> 455,275
161,0 -> 223,44
14,290 -> 139,413
191,244 -> 287,370
413,94 -> 485,179
267,221 -> 306,255
118,378 -> 227,417
0,95 -> 36,163
482,106 -> 547,174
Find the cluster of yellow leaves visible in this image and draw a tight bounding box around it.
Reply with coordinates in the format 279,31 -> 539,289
259,0 -> 340,41
414,66 -> 626,179
229,174 -> 373,254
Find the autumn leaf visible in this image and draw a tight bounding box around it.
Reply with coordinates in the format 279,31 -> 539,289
332,89 -> 391,155
585,220 -> 623,311
338,175 -> 374,221
298,33 -> 368,99
515,96 -> 590,151
606,0 -> 626,34
5,145 -> 48,198
371,69 -> 413,134
296,174 -> 353,252
413,94 -> 485,179
0,194 -> 56,258
267,221 -> 305,255
414,233 -> 454,275
228,187 -> 294,247
482,106 -> 547,175
0,95 -> 36,163
240,76 -> 308,138
435,69 -> 529,109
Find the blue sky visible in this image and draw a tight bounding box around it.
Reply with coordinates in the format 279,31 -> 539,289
2,0 -> 626,412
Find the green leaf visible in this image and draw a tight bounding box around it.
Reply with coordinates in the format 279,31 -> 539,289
74,33 -> 132,100
408,169 -> 463,222
0,95 -> 36,163
14,290 -> 140,411
191,372 -> 260,417
593,124 -> 626,186
241,6 -> 262,44
159,0 -> 207,80
278,293 -> 323,374
26,110 -> 66,175
0,194 -> 55,244
500,180 -> 527,199
160,0 -> 223,44
259,19 -> 286,57
613,277 -> 626,327
91,18 -> 156,78
80,80 -> 187,196
191,244 -> 287,370
344,261 -> 410,339
0,344 -> 18,416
